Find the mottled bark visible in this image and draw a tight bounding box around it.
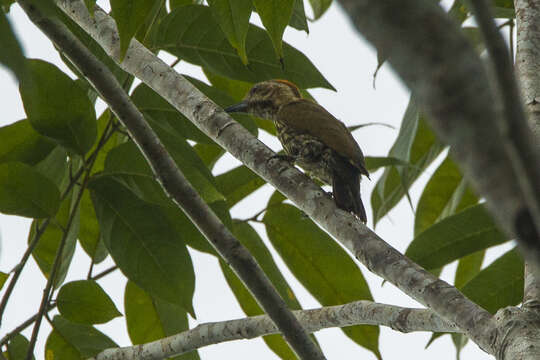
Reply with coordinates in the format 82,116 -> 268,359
91,301 -> 458,360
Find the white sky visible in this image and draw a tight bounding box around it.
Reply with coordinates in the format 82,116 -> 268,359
0,1 -> 513,359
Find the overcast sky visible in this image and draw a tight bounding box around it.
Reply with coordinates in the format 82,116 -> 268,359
0,1 -> 511,359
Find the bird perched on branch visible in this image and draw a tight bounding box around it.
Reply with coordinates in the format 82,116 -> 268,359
225,80 -> 369,223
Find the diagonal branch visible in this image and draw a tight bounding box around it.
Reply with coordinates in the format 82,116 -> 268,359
334,0 -> 540,274
54,0 -> 498,354
91,301 -> 459,360
17,2 -> 323,359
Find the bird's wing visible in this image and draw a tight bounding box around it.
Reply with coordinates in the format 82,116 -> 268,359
278,99 -> 369,176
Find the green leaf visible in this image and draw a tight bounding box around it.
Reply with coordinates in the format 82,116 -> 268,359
0,162 -> 60,218
0,271 -> 8,290
0,119 -> 56,165
33,146 -> 69,191
79,190 -> 108,263
203,69 -> 252,101
405,204 -> 508,270
88,110 -> 120,175
104,140 -> 224,206
264,204 -> 381,359
110,0 -> 156,59
57,280 -> 121,324
461,248 -> 523,313
371,96 -> 444,225
184,75 -> 257,135
131,83 -> 213,144
19,59 -> 97,155
455,250 -> 485,289
220,221 -> 304,359
207,0 -> 251,64
364,156 -> 409,172
125,281 -> 200,360
7,334 -> 34,360
414,156 -> 478,236
193,143 -> 225,170
46,315 -> 117,358
216,165 -> 266,208
252,0 -> 294,60
289,0 -> 309,33
307,0 -> 332,19
157,5 -> 333,89
31,190 -> 79,288
90,176 -> 195,314
0,11 -> 26,81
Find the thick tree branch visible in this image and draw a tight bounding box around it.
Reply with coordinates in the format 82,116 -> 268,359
54,0 -> 498,353
335,0 -> 540,284
515,0 -> 540,311
16,2 -> 324,360
91,301 -> 459,360
470,0 -> 540,239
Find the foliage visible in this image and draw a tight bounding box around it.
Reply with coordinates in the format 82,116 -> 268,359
0,0 -> 520,359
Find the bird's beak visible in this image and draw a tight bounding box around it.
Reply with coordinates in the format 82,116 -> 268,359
225,101 -> 248,113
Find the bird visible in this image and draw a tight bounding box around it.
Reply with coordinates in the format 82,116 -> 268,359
225,79 -> 369,223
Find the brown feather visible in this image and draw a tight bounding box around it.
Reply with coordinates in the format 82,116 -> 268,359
277,99 -> 369,177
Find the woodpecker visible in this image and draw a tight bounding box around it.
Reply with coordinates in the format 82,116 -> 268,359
225,80 -> 369,223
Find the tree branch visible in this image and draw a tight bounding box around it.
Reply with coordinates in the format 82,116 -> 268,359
54,0 -> 498,354
91,301 -> 459,360
515,0 -> 540,313
335,0 -> 540,282
17,2 -> 323,359
469,0 -> 540,271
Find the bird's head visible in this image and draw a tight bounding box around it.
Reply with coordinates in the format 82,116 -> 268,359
225,80 -> 302,120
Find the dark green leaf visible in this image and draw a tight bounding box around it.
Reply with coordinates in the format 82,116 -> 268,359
216,166 -> 266,207
79,190 -> 108,263
110,0 -> 156,58
31,190 -> 79,288
371,96 -> 444,225
184,75 -> 257,135
0,162 -> 60,218
264,204 -> 380,359
170,0 -> 199,10
45,330 -> 80,360
0,11 -> 26,81
57,280 -> 121,324
125,281 -> 200,360
207,0 -> 251,64
252,0 -> 294,59
7,334 -> 34,360
0,272 -> 8,290
220,221 -> 304,359
19,59 -> 97,155
307,0 -> 332,19
364,156 -> 409,172
405,204 -> 508,270
88,110 -> 120,175
414,156 -> 478,236
90,176 -> 195,314
289,0 -> 309,33
47,315 -> 117,358
0,119 -> 55,165
461,248 -> 523,313
455,250 -> 485,289
131,83 -> 212,144
193,143 -> 225,170
33,146 -> 69,191
157,5 -> 333,89
203,69 -> 252,101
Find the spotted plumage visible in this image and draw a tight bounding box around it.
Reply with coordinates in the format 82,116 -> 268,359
225,80 -> 369,223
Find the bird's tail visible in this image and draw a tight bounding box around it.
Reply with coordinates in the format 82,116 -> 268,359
332,170 -> 367,223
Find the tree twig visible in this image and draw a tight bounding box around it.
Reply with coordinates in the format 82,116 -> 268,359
18,2 -> 324,359
90,300 -> 459,360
